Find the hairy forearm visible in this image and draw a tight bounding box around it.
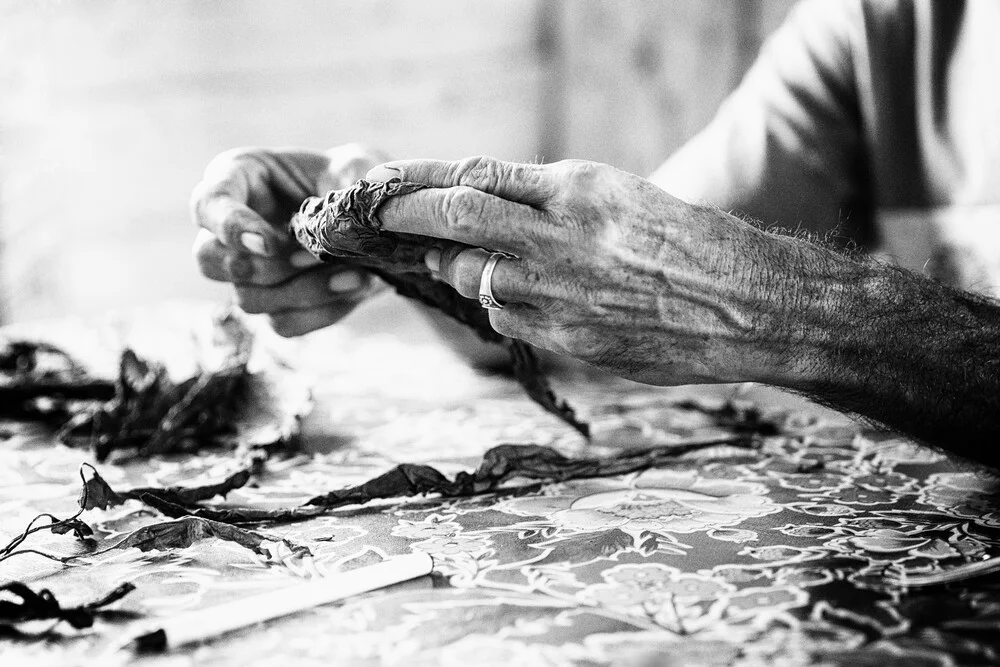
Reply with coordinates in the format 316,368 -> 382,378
756,231 -> 1000,463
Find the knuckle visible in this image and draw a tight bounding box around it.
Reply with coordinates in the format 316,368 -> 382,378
233,287 -> 266,314
218,213 -> 243,248
489,312 -> 518,339
193,244 -> 218,277
554,159 -> 606,203
439,246 -> 474,295
574,332 -> 609,364
188,180 -> 213,225
268,313 -> 305,338
455,155 -> 504,189
440,187 -> 485,234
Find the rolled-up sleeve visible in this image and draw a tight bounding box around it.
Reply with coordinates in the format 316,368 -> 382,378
651,0 -> 868,239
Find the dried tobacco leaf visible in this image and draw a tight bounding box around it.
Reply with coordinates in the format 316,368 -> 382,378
81,453 -> 263,510
105,516 -> 311,560
290,178 -> 589,437
55,311 -> 259,461
304,438 -> 754,509
79,466 -> 125,511
0,581 -> 135,630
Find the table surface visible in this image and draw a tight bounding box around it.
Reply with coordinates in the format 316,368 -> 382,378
2,303 -> 999,667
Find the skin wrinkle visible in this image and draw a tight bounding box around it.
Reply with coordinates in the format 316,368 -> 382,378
778,245 -> 1000,457
348,155 -> 1000,457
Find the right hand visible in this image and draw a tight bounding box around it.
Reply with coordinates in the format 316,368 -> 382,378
191,145 -> 387,336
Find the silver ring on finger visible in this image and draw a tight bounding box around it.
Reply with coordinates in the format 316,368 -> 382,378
478,251 -> 510,310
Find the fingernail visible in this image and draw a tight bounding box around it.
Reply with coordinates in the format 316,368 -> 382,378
424,248 -> 441,274
240,232 -> 269,256
290,250 -> 322,268
229,255 -> 254,282
328,271 -> 365,293
365,164 -> 402,183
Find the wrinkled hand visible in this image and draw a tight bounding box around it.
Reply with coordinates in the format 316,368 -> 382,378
369,157 -> 806,386
191,145 -> 387,336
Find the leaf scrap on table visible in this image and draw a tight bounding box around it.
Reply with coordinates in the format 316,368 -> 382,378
0,581 -> 135,632
290,177 -> 589,438
2,463 -> 310,565
103,516 -> 311,561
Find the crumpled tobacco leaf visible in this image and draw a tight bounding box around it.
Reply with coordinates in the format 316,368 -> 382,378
52,310 -> 297,462
106,516 -> 311,560
80,453 -> 265,511
0,581 -> 135,630
57,350 -> 247,462
290,178 -> 588,437
79,466 -> 125,511
305,439 -> 753,508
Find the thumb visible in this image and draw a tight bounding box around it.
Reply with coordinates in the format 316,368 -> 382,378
366,156 -> 553,207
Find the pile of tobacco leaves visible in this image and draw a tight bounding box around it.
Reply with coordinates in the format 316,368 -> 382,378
0,310 -> 263,462
291,178 -> 589,437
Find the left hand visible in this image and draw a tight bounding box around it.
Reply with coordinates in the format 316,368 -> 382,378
368,156 -> 809,386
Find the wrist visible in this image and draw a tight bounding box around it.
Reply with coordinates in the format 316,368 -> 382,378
733,229 -> 869,390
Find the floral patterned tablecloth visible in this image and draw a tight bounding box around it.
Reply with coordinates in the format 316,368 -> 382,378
2,306 -> 999,666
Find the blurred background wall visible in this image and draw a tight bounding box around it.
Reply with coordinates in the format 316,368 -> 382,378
0,0 -> 796,325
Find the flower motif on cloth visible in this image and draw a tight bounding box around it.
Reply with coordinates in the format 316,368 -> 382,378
918,471 -> 1000,526
413,535 -> 491,557
500,469 -> 779,536
724,586 -> 808,619
579,563 -> 735,632
706,528 -> 759,543
392,513 -> 462,540
827,529 -> 962,563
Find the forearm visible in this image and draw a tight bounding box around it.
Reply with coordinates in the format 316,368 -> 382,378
752,230 -> 1000,462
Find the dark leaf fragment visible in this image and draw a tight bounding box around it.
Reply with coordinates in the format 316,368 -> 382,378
79,465 -> 125,511
48,518 -> 94,540
0,581 -> 135,630
290,178 -> 588,437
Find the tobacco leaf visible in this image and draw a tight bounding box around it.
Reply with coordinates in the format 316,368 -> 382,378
79,454 -> 264,512
0,581 -> 135,630
304,438 -> 753,510
48,518 -> 94,540
136,493 -> 328,525
106,516 -> 311,560
290,178 -> 589,437
79,466 -> 125,511
56,310 -> 258,461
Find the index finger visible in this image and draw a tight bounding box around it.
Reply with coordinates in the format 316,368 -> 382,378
376,185 -> 555,257
367,156 -> 554,208
189,156 -> 289,257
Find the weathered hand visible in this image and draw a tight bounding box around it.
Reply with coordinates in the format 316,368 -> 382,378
369,156 -> 813,386
191,145 -> 387,336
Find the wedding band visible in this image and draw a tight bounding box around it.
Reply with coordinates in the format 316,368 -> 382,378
478,252 -> 508,310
